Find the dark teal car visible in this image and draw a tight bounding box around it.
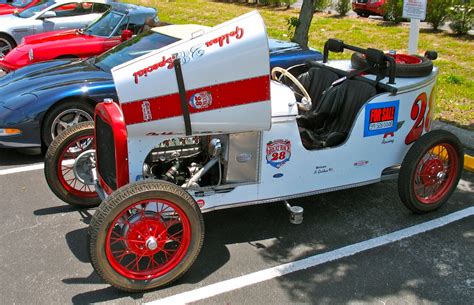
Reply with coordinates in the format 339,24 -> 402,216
0,26 -> 322,151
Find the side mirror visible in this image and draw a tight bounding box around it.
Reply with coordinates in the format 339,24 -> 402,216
39,11 -> 57,20
120,29 -> 133,42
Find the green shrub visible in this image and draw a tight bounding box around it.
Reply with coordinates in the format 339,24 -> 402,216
426,0 -> 453,30
315,0 -> 331,12
335,0 -> 351,16
449,2 -> 473,35
383,0 -> 404,23
281,0 -> 297,8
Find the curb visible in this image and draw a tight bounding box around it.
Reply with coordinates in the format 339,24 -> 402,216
465,154 -> 474,172
431,120 -> 474,172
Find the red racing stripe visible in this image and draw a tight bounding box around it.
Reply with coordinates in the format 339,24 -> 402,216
121,75 -> 270,126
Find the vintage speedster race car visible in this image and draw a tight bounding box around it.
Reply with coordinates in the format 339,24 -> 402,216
44,12 -> 464,292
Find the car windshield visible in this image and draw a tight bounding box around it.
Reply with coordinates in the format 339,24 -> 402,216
11,0 -> 34,8
84,10 -> 125,37
17,1 -> 53,18
94,31 -> 180,72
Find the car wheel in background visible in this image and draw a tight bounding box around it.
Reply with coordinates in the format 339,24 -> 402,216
42,100 -> 95,147
0,34 -> 16,56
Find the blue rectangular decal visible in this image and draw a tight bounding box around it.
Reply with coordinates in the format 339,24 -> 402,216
364,100 -> 399,137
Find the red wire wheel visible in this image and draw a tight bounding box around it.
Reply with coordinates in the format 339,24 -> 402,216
106,199 -> 191,280
56,134 -> 97,199
89,181 -> 204,292
398,130 -> 463,213
44,122 -> 101,207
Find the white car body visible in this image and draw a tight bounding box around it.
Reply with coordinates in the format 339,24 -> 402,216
109,11 -> 438,212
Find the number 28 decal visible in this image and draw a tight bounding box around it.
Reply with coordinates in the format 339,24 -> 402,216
405,87 -> 435,145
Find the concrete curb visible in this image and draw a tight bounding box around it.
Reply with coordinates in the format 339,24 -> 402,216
432,120 -> 474,172
464,155 -> 474,172
432,121 -> 474,150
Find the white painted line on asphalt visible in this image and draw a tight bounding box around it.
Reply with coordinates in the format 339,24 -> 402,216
0,163 -> 44,176
145,207 -> 474,305
0,160 -> 77,176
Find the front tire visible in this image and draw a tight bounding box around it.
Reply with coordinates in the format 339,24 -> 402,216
398,130 -> 463,214
44,122 -> 100,207
88,181 -> 204,292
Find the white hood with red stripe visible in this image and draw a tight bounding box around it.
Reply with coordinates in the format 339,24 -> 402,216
111,11 -> 271,137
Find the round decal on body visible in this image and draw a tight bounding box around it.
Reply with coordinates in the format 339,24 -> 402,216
266,139 -> 291,169
189,91 -> 212,110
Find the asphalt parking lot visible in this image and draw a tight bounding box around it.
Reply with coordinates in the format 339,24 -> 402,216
0,148 -> 473,305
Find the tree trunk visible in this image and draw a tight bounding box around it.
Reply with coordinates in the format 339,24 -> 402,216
293,0 -> 315,49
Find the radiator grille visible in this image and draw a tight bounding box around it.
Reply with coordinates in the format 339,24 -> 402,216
96,116 -> 117,190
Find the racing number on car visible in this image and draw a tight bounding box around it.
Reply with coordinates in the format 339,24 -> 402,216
271,152 -> 287,161
405,88 -> 435,145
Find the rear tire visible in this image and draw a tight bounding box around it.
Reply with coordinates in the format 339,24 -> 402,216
88,181 -> 204,292
44,122 -> 100,207
398,130 -> 463,214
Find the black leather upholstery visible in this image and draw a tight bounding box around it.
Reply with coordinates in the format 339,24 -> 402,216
299,79 -> 377,149
296,67 -> 339,111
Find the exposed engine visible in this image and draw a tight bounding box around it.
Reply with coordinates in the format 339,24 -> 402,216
142,136 -> 225,188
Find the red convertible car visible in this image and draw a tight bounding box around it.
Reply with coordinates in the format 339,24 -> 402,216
0,2 -> 157,71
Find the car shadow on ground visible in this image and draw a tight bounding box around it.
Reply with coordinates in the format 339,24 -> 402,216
58,172 -> 472,303
0,148 -> 44,167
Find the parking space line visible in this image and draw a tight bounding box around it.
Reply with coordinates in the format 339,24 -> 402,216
145,207 -> 474,305
0,163 -> 44,176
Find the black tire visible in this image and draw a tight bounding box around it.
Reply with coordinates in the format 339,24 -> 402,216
398,130 -> 463,214
88,181 -> 204,292
42,100 -> 95,147
44,121 -> 100,207
0,33 -> 16,56
351,52 -> 434,78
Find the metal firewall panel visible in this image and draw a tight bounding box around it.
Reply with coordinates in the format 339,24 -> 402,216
225,131 -> 260,184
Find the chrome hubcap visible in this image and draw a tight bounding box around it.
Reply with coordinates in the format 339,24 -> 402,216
146,237 -> 158,251
51,109 -> 93,139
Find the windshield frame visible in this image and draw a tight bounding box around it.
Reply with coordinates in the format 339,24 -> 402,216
17,1 -> 55,18
94,30 -> 181,72
83,9 -> 127,38
11,0 -> 34,8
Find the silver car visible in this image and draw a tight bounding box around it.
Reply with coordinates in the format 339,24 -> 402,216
0,0 -> 112,56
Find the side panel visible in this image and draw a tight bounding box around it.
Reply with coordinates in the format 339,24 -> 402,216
193,79 -> 437,211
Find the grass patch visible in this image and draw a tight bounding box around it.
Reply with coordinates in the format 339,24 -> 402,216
132,0 -> 473,129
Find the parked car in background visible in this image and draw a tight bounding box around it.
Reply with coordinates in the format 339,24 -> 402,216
352,0 -> 385,17
0,0 -> 44,16
0,24 -> 323,150
0,2 -> 157,72
0,0 -> 112,56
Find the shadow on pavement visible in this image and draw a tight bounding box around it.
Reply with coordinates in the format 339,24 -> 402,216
0,148 -> 44,167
